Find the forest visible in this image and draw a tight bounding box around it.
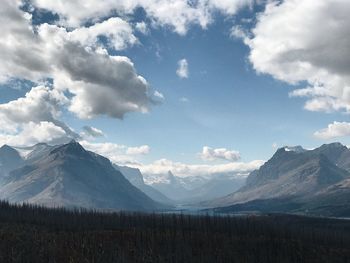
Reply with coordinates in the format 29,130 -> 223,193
0,201 -> 349,263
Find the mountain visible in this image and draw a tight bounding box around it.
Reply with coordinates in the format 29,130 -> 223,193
0,141 -> 162,211
147,171 -> 247,203
113,165 -> 174,205
207,143 -> 350,217
0,145 -> 24,178
312,142 -> 350,171
187,174 -> 246,203
13,143 -> 55,163
148,171 -> 191,201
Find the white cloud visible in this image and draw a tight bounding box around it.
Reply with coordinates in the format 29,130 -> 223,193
176,58 -> 189,79
135,21 -> 149,35
0,121 -> 68,147
126,145 -> 150,155
314,122 -> 350,140
0,1 -> 154,121
0,85 -> 66,125
79,140 -> 136,164
31,0 -> 252,34
245,0 -> 350,113
0,84 -> 77,146
199,146 -> 241,162
153,90 -> 165,100
81,126 -> 104,138
79,140 -> 150,164
136,158 -> 264,178
0,85 -> 78,139
0,0 -> 49,83
68,17 -> 138,50
207,0 -> 254,15
55,49 -> 152,119
230,25 -> 249,41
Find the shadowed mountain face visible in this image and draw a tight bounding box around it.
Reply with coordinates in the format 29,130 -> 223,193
207,143 -> 350,217
0,141 -> 162,211
0,145 -> 24,177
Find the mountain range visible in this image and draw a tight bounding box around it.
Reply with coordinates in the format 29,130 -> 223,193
207,143 -> 350,217
146,171 -> 246,203
0,141 -> 349,217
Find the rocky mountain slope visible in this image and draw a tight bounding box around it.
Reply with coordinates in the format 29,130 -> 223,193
0,141 -> 163,211
207,143 -> 350,217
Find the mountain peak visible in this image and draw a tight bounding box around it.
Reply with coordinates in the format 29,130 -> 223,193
319,142 -> 346,149
0,144 -> 15,151
282,145 -> 306,153
50,140 -> 86,157
0,144 -> 21,157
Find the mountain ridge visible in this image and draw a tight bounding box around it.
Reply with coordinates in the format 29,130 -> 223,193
205,142 -> 350,216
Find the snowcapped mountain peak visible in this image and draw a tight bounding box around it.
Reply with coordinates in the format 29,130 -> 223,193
282,145 -> 306,153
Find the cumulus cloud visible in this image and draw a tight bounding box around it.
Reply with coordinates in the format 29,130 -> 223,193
0,85 -> 78,138
176,59 -> 189,79
199,146 -> 241,162
136,158 -> 264,178
81,126 -> 104,138
0,122 -> 68,147
135,21 -> 149,35
126,145 -> 150,155
79,141 -> 150,165
68,17 -> 138,50
314,122 -> 350,140
53,45 -> 152,119
0,84 -> 78,146
0,0 -> 48,82
31,0 -> 252,34
230,25 -> 250,41
245,0 -> 350,113
0,0 -> 154,121
0,85 -> 66,125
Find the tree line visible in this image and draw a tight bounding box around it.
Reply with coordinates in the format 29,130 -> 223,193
0,201 -> 349,262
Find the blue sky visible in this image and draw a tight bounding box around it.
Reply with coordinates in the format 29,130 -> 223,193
1,0 -> 350,177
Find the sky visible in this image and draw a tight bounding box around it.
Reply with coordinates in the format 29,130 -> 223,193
1,0 -> 350,178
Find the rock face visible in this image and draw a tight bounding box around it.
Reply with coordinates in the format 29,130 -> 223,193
0,141 -> 162,211
207,143 -> 350,217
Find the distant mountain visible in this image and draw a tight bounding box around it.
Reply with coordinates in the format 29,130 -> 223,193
147,171 -> 247,203
149,171 -> 191,201
113,165 -> 174,205
0,141 -> 163,211
187,174 -> 246,203
207,143 -> 350,217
